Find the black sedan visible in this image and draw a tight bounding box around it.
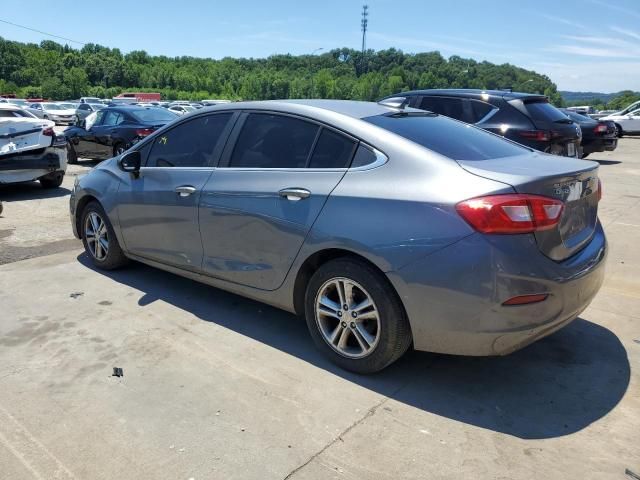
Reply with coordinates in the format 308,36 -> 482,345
64,106 -> 177,163
560,109 -> 618,158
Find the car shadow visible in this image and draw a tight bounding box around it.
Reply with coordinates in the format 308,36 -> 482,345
592,159 -> 622,165
0,182 -> 71,201
77,253 -> 630,440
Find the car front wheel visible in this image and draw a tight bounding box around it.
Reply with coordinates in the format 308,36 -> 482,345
304,258 -> 412,374
81,201 -> 128,270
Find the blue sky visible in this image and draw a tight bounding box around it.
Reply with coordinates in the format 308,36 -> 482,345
1,0 -> 639,92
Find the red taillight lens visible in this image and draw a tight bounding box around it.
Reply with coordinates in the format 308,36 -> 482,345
135,128 -> 154,137
518,130 -> 550,142
42,127 -> 54,136
456,194 -> 564,234
503,294 -> 549,306
594,124 -> 608,134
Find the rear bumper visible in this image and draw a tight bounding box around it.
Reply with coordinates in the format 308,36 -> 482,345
582,137 -> 618,154
388,221 -> 607,356
0,145 -> 67,184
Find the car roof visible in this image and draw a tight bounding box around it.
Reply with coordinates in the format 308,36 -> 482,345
209,99 -> 424,119
395,89 -> 546,100
0,104 -> 22,110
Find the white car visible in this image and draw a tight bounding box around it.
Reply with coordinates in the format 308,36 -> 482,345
167,104 -> 196,116
0,104 -> 67,188
600,108 -> 640,137
27,102 -> 76,125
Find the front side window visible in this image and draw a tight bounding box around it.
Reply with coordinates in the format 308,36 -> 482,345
146,113 -> 232,168
229,113 -> 318,168
364,113 -> 529,161
102,111 -> 123,126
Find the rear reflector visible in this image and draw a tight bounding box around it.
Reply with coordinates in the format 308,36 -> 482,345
594,124 -> 608,134
518,130 -> 550,142
503,294 -> 549,306
456,194 -> 564,234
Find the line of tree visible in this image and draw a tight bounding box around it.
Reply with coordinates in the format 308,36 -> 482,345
0,36 -> 563,105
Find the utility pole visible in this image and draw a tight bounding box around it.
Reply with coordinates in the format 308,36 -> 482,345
360,4 -> 368,74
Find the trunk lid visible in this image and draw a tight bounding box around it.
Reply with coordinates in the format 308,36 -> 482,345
0,118 -> 54,156
458,152 -> 600,261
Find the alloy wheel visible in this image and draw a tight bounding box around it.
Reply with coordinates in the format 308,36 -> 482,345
315,277 -> 380,358
84,212 -> 109,261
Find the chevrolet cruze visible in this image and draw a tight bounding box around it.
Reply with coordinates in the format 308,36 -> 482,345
70,99 -> 607,373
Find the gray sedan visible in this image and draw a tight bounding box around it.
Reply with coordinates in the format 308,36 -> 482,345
69,100 -> 606,373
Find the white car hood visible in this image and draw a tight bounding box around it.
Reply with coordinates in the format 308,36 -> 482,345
46,109 -> 76,116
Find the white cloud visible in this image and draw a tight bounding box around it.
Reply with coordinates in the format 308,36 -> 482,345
527,60 -> 640,91
610,26 -> 640,42
536,13 -> 586,29
551,44 -> 640,58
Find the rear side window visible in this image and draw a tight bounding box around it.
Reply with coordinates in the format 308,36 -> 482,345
351,144 -> 378,168
524,100 -> 568,122
364,113 -> 528,161
229,113 -> 318,168
102,111 -> 123,126
308,129 -> 356,168
419,97 -> 465,121
469,100 -> 495,123
146,113 -> 232,168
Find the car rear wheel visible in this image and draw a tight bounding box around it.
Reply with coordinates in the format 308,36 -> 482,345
39,171 -> 64,188
81,201 -> 128,270
615,124 -> 624,137
304,258 -> 412,374
113,143 -> 126,157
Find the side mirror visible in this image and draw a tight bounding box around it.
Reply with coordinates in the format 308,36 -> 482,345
119,150 -> 141,176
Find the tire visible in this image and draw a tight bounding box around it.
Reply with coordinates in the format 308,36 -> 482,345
615,124 -> 624,138
39,171 -> 64,188
113,142 -> 126,157
43,115 -> 49,120
81,201 -> 128,270
304,258 -> 412,374
67,141 -> 78,164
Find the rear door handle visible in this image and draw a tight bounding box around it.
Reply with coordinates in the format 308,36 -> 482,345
279,188 -> 311,201
175,185 -> 197,197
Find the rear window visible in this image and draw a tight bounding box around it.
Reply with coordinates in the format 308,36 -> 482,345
419,97 -> 465,121
131,108 -> 177,123
524,100 -> 568,122
363,113 -> 528,161
0,109 -> 31,118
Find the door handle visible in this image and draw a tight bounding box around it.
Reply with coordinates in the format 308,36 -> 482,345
175,185 -> 197,197
279,188 -> 311,201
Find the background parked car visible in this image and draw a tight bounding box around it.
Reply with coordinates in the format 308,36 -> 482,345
168,104 -> 196,115
560,108 -> 617,158
69,99 -> 606,373
75,102 -> 106,123
600,109 -> 640,137
79,97 -> 103,104
0,104 -> 67,188
27,102 -> 76,125
382,89 -> 582,157
64,105 -> 178,163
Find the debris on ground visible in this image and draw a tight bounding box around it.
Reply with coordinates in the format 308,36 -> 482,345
112,367 -> 124,377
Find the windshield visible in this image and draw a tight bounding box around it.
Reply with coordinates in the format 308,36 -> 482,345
8,100 -> 27,106
183,106 -> 196,112
364,113 -> 529,161
43,103 -> 63,110
92,104 -> 106,110
58,103 -> 77,109
524,100 -> 569,122
84,98 -> 101,104
130,108 -> 177,123
563,110 -> 593,123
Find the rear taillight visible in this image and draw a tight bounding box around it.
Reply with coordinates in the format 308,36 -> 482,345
135,128 -> 154,137
456,194 -> 564,234
594,124 -> 608,134
503,294 -> 549,306
42,127 -> 54,136
518,130 -> 550,142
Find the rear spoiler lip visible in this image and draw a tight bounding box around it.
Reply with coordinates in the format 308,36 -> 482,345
0,127 -> 43,139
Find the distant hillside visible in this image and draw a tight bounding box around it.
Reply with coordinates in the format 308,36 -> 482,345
560,91 -> 639,103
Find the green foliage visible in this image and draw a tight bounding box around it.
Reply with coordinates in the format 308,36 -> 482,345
608,91 -> 640,111
1,36 -> 562,104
